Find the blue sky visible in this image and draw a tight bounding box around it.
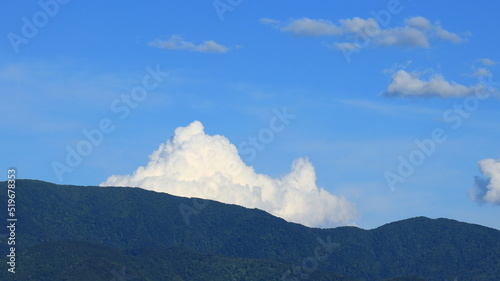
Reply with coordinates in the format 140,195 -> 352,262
1,0 -> 500,229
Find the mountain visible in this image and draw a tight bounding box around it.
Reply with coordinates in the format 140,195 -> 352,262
2,241 -> 352,281
0,180 -> 498,280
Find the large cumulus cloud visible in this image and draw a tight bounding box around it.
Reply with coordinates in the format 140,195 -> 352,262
101,121 -> 357,227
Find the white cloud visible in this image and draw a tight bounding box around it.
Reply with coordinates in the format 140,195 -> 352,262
100,121 -> 357,227
405,16 -> 432,30
148,35 -> 229,53
280,18 -> 342,36
469,158 -> 500,205
261,16 -> 463,50
376,27 -> 430,48
376,18 -> 462,47
479,58 -> 498,66
339,17 -> 379,35
386,70 -> 484,97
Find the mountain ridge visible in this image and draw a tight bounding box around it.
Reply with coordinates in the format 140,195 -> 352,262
0,179 -> 498,280
7,179 -> 496,231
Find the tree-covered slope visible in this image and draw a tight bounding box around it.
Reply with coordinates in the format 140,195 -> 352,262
319,217 -> 500,280
0,241 -> 352,281
0,180 -> 498,280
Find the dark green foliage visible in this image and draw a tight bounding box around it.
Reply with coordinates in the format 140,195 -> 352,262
0,180 -> 498,280
385,277 -> 426,281
0,241 -> 350,281
319,217 -> 500,280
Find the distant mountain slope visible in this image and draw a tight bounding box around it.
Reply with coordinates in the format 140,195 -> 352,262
322,217 -> 500,280
0,180 -> 498,280
0,241 -> 352,281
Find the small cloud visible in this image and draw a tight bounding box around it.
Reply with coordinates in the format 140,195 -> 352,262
282,18 -> 343,36
148,35 -> 229,53
377,26 -> 430,48
259,18 -> 280,26
385,70 -> 484,98
377,17 -> 463,47
479,58 -> 498,66
339,17 -> 379,35
405,16 -> 432,30
434,24 -> 463,43
473,68 -> 491,77
469,158 -> 500,205
260,17 -> 342,36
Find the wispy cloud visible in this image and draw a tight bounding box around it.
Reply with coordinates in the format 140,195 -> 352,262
375,26 -> 430,48
385,70 -> 485,98
479,58 -> 498,66
263,17 -> 342,36
261,16 -> 464,50
148,35 -> 229,53
0,61 -> 124,132
473,68 -> 491,77
434,23 -> 463,43
337,98 -> 441,116
333,42 -> 361,52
